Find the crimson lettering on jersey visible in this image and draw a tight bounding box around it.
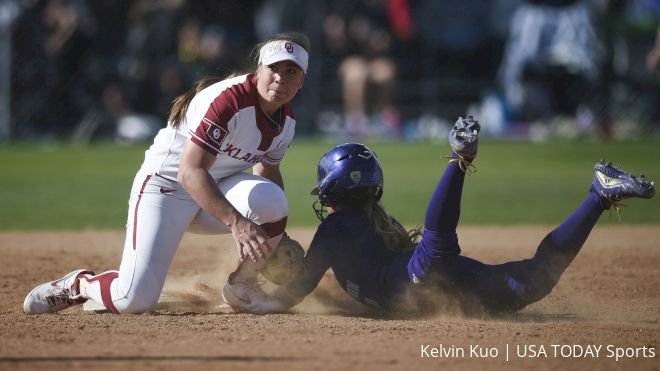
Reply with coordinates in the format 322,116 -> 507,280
220,143 -> 264,163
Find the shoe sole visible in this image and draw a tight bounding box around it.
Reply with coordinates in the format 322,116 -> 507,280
221,286 -> 250,310
213,302 -> 238,314
82,300 -> 109,313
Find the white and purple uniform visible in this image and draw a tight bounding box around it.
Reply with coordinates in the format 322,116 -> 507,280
286,160 -> 610,314
82,74 -> 294,314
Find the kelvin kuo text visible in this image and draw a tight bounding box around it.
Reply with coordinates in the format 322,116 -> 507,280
420,344 -> 655,361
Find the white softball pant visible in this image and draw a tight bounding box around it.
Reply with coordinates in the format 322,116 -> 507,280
80,170 -> 288,314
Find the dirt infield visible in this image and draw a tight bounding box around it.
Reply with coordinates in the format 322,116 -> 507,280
1,226 -> 658,371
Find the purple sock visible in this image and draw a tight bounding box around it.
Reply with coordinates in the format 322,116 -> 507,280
408,160 -> 466,280
589,185 -> 614,209
424,160 -> 466,233
534,189 -> 607,275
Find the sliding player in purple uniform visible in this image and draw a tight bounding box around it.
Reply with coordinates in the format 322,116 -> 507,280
257,116 -> 655,315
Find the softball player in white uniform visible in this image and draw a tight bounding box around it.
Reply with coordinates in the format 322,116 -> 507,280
23,32 -> 311,314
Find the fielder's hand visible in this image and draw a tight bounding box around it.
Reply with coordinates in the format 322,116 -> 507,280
230,217 -> 272,262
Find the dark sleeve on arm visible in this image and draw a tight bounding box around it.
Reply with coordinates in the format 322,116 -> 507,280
284,223 -> 335,299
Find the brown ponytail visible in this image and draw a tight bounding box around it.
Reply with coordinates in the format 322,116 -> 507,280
168,77 -> 222,128
365,202 -> 422,253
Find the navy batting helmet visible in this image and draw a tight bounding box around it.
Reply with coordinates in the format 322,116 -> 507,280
311,143 -> 384,206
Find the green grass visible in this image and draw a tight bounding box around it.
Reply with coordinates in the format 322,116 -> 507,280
1,140 -> 658,230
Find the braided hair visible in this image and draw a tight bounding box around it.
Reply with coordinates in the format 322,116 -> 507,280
342,188 -> 422,252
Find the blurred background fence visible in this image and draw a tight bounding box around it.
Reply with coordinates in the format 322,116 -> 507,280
1,0 -> 659,144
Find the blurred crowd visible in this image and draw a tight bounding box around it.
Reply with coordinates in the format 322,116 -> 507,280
3,0 -> 660,143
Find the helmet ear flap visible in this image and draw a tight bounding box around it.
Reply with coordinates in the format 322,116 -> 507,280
326,180 -> 338,194
319,180 -> 338,206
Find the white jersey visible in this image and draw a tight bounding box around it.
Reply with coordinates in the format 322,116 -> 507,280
140,74 -> 296,181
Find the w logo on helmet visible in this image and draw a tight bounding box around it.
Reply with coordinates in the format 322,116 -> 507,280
357,150 -> 373,159
350,171 -> 361,184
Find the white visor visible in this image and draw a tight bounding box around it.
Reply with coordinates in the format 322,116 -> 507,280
258,40 -> 308,73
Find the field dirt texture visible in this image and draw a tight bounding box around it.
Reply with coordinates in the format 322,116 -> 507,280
1,226 -> 658,371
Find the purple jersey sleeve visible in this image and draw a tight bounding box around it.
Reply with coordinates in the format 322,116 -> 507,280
284,222 -> 334,300
285,208 -> 414,309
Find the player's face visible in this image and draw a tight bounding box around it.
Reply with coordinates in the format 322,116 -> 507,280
256,60 -> 305,113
